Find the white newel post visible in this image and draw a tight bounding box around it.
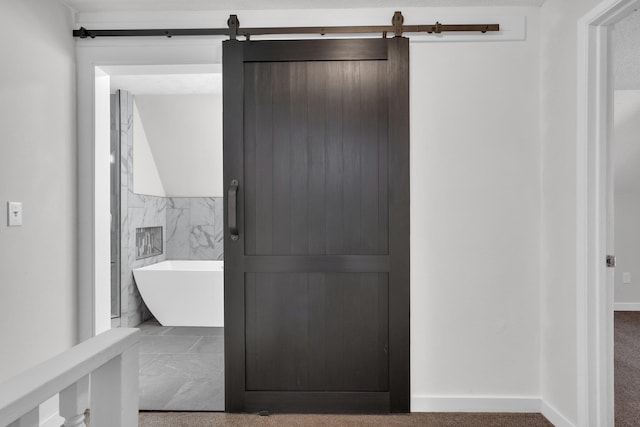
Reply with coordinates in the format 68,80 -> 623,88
90,343 -> 139,427
60,376 -> 89,427
7,407 -> 39,427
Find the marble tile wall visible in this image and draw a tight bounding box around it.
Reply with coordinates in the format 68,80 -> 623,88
113,91 -> 223,327
118,90 -> 166,328
166,197 -> 223,261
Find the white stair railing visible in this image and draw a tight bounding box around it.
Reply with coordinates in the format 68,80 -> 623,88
0,328 -> 140,427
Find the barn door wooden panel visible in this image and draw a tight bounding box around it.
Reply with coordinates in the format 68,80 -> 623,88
223,37 -> 409,413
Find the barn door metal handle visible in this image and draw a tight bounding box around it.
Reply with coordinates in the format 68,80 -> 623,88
228,179 -> 239,241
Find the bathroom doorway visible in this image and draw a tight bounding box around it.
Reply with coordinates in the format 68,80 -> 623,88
107,65 -> 225,411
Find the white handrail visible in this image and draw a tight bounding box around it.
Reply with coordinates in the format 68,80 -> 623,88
0,328 -> 140,427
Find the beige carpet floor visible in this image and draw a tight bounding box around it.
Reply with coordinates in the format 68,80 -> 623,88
139,412 -> 553,426
615,311 -> 640,426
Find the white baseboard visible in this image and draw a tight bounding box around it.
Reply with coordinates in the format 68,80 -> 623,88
411,396 -> 541,412
541,400 -> 574,427
614,302 -> 640,311
411,396 -> 576,427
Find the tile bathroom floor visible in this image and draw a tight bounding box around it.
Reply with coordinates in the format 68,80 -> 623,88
137,319 -> 224,411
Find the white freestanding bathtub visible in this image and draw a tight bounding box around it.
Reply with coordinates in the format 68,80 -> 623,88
133,260 -> 224,327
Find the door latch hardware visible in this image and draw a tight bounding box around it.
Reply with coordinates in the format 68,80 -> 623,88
606,255 -> 616,268
228,179 -> 239,241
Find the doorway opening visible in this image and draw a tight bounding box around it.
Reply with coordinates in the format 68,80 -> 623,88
577,0 -> 639,424
103,64 -> 225,411
610,7 -> 640,425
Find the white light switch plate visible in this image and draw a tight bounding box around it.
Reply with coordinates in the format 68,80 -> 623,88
623,272 -> 632,284
7,202 -> 22,226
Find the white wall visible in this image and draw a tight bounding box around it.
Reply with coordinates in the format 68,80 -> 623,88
613,90 -> 640,306
134,95 -> 223,197
0,0 -> 76,382
410,8 -> 541,406
539,0 -> 602,424
133,100 -> 166,197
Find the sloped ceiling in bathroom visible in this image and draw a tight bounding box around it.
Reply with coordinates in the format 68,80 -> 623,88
134,95 -> 224,198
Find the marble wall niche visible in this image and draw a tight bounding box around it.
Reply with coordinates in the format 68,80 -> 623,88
136,226 -> 163,259
166,197 -> 223,260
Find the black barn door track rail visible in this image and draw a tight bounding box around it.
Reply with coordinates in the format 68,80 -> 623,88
73,11 -> 499,40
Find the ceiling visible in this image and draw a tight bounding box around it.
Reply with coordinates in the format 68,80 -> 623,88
102,65 -> 222,95
110,74 -> 221,95
61,0 -> 544,13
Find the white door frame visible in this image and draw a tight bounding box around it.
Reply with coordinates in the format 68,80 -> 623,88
576,0 -> 638,425
76,37 -> 222,341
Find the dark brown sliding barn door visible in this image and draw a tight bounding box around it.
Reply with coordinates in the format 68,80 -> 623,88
223,38 -> 409,414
